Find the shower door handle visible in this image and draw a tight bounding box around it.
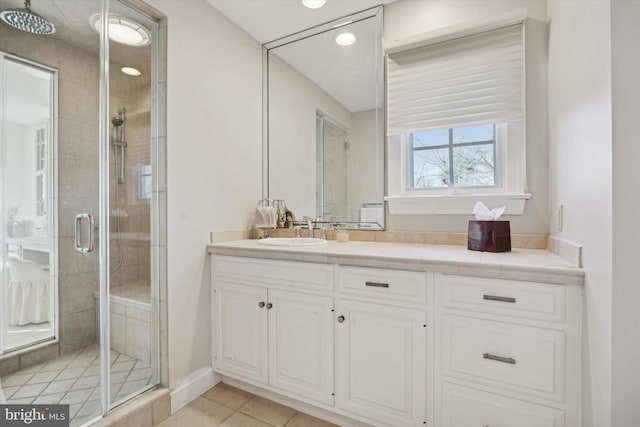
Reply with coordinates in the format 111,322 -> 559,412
75,213 -> 95,253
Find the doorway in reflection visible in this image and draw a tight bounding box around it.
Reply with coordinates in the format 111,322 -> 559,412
316,113 -> 349,223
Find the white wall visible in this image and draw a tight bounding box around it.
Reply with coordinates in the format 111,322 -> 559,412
145,0 -> 262,386
269,53 -> 352,218
611,1 -> 640,425
384,0 -> 549,234
547,1 -> 612,426
350,109 -> 382,222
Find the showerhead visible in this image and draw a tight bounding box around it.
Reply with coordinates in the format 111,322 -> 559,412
112,116 -> 124,127
0,0 -> 55,35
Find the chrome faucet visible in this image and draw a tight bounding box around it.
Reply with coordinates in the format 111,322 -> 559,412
306,217 -> 314,237
301,216 -> 314,238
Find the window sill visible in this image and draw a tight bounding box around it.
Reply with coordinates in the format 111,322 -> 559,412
385,193 -> 531,215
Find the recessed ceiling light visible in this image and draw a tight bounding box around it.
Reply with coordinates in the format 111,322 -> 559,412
302,0 -> 326,9
335,32 -> 356,46
121,66 -> 141,76
89,13 -> 151,47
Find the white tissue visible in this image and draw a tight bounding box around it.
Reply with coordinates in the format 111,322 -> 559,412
473,202 -> 506,221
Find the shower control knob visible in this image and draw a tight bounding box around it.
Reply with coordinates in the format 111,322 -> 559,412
258,302 -> 265,308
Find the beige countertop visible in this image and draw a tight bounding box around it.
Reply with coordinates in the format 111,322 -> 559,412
208,239 -> 584,285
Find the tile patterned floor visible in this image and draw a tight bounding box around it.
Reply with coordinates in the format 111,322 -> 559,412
158,383 -> 340,427
0,344 -> 153,426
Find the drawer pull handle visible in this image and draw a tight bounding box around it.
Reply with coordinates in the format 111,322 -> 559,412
337,315 -> 345,323
266,303 -> 273,310
258,301 -> 265,308
483,353 -> 516,365
483,294 -> 516,303
365,281 -> 389,288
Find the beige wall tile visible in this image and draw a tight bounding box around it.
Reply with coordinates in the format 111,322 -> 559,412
114,405 -> 153,427
152,393 -> 171,425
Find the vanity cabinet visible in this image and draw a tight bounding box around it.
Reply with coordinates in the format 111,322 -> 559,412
336,299 -> 426,427
214,282 -> 268,383
441,382 -> 565,427
212,256 -> 335,405
436,274 -> 582,427
210,248 -> 582,427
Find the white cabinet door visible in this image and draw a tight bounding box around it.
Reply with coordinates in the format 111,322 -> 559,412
336,299 -> 427,427
214,281 -> 268,384
268,290 -> 334,404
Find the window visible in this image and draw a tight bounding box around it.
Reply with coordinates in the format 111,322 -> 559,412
385,19 -> 530,215
137,165 -> 152,200
411,124 -> 496,189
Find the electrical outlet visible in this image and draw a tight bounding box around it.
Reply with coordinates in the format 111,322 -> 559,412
556,204 -> 563,231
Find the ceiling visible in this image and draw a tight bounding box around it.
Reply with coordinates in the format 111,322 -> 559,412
207,0 -> 396,113
207,0 -> 396,44
0,0 -> 153,80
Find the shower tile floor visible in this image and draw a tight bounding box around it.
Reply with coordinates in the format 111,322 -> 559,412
0,344 -> 153,426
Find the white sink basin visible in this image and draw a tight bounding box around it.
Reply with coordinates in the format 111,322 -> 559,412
257,237 -> 328,247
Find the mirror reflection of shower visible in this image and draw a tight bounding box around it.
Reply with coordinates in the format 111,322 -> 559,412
111,108 -> 127,273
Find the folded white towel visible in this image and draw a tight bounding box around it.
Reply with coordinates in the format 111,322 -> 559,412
254,206 -> 277,229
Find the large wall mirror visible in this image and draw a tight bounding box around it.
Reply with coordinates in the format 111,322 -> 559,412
1,53 -> 56,354
264,6 -> 384,229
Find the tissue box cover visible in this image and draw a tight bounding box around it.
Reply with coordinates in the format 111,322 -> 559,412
468,220 -> 511,252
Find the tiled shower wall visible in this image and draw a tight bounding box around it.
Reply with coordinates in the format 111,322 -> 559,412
109,70 -> 151,290
0,22 -> 150,374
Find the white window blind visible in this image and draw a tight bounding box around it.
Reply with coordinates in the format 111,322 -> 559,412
386,23 -> 524,136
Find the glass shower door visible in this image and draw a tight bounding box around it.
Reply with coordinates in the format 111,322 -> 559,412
106,1 -> 160,407
0,0 -> 160,423
0,1 -> 107,425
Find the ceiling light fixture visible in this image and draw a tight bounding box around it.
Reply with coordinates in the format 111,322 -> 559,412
335,32 -> 356,46
89,13 -> 151,47
121,67 -> 141,76
302,0 -> 326,9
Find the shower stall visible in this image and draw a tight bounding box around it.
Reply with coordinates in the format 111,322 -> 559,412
0,0 -> 166,425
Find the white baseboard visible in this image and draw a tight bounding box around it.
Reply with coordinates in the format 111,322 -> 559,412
170,366 -> 221,413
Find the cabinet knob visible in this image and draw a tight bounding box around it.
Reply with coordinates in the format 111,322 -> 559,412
337,315 -> 345,323
258,301 -> 265,308
266,303 -> 273,309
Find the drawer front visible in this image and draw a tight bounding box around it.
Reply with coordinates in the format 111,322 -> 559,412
442,275 -> 565,322
213,256 -> 333,291
442,315 -> 564,401
442,383 -> 565,427
338,266 -> 427,304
